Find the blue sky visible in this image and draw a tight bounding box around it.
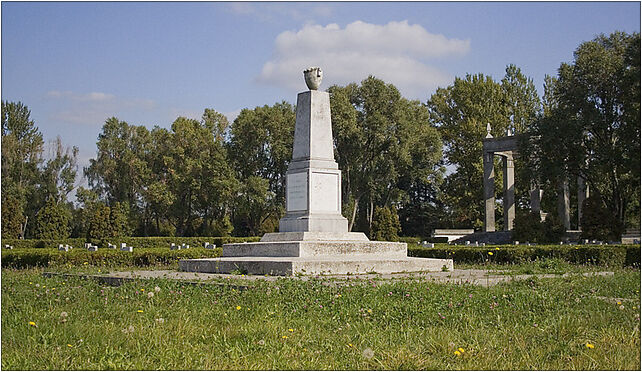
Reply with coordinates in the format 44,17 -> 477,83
2,1 -> 640,187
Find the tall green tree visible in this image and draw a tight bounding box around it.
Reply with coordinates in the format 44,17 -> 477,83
1,101 -> 44,238
164,114 -> 238,236
227,102 -> 295,235
329,76 -> 443,234
85,117 -> 151,209
41,136 -> 79,204
529,32 -> 641,232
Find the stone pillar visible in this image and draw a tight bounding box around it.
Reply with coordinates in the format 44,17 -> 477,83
577,175 -> 589,230
279,89 -> 348,233
557,177 -> 570,230
502,153 -> 515,231
483,151 -> 495,232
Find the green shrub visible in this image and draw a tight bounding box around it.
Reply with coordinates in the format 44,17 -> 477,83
34,197 -> 71,239
581,196 -> 624,241
512,211 -> 564,244
371,206 -> 401,241
1,247 -> 223,269
409,243 -> 639,268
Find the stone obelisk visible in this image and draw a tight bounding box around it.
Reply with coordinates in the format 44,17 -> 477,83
278,67 -> 349,234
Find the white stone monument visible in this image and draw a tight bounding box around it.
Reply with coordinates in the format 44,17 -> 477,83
179,68 -> 452,275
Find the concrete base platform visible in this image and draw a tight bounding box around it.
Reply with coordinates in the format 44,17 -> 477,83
180,235 -> 453,276
179,255 -> 453,276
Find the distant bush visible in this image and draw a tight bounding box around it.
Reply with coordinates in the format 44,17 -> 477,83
371,206 -> 401,241
512,211 -> 565,244
409,244 -> 640,268
581,196 -> 624,241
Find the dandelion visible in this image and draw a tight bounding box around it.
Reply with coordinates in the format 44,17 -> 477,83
140,288 -> 145,292
458,347 -> 465,353
147,292 -> 154,299
236,306 -> 241,310
67,344 -> 72,347
83,262 -> 88,265
454,350 -> 461,356
617,301 -> 622,305
495,247 -> 500,250
288,328 -> 294,332
28,321 -> 37,327
367,309 -> 373,314
347,343 -> 353,348
488,251 -> 494,256
282,335 -> 288,339
362,347 -> 374,359
154,286 -> 161,293
585,342 -> 595,349
137,310 -> 144,313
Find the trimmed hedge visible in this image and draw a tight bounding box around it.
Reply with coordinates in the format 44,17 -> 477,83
1,236 -> 260,249
408,244 -> 641,268
1,247 -> 223,269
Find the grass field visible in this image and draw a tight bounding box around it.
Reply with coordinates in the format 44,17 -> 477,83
1,264 -> 640,370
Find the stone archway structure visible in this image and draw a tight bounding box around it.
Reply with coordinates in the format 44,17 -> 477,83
482,125 -> 519,232
482,124 -> 589,233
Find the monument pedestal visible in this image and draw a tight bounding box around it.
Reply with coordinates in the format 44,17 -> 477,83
179,68 -> 452,276
178,233 -> 453,275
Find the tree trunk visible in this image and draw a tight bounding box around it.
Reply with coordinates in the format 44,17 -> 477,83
349,196 -> 359,231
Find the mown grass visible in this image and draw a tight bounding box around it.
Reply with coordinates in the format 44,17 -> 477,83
2,266 -> 640,370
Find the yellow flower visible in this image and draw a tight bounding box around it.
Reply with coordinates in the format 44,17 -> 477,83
495,247 -> 500,250
585,342 -> 595,349
347,343 -> 353,348
454,350 -> 461,356
367,309 -> 373,314
137,310 -> 144,313
236,306 -> 241,310
83,262 -> 88,265
458,347 -> 465,353
141,288 -> 145,292
282,335 -> 288,339
617,301 -> 622,305
488,251 -> 494,256
288,328 -> 294,332
67,344 -> 72,347
28,321 -> 36,327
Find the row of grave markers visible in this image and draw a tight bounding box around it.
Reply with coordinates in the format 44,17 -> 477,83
53,242 -> 217,252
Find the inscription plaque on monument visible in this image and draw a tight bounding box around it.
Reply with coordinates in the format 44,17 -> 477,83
286,172 -> 308,211
310,172 -> 339,212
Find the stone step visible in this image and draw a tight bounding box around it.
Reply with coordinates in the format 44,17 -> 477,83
222,241 -> 407,258
179,256 -> 453,276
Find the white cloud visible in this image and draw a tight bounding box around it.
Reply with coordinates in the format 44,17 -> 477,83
257,20 -> 470,98
46,90 -> 156,126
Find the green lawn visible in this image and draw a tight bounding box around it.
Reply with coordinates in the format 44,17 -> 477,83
2,266 -> 640,370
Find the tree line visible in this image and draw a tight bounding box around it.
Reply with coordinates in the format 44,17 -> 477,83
2,31 -> 639,241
